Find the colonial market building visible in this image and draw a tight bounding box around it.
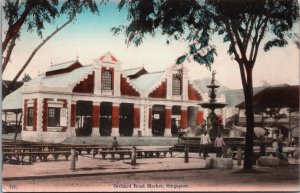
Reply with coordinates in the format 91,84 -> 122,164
3,52 -> 225,143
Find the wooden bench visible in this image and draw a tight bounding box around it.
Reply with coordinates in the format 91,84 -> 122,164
93,147 -> 132,159
97,150 -> 132,159
27,144 -> 105,154
136,149 -> 173,158
54,146 -> 107,155
25,144 -> 73,151
2,147 -> 40,153
93,148 -> 173,159
3,151 -> 78,164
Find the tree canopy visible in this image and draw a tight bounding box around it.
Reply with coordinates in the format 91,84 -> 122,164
2,0 -> 100,88
113,0 -> 299,68
113,0 -> 299,170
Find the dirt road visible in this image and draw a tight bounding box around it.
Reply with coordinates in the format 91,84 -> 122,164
3,165 -> 299,192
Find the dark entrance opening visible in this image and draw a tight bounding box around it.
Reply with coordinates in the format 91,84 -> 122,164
76,100 -> 93,136
119,103 -> 134,136
99,102 -> 112,136
152,105 -> 165,136
171,106 -> 181,136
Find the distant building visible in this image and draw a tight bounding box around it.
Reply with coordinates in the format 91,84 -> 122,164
2,80 -> 23,133
234,85 -> 299,140
3,52 -> 224,143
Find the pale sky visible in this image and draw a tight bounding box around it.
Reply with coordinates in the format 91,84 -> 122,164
2,2 -> 299,89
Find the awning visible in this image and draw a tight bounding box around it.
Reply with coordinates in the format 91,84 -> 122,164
2,86 -> 23,112
232,125 -> 267,137
264,127 -> 279,132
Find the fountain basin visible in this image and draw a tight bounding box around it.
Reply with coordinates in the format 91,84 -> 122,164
170,136 -> 245,154
206,84 -> 220,88
200,102 -> 227,109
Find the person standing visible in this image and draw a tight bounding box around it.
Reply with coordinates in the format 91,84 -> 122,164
214,133 -> 225,157
276,138 -> 289,165
259,134 -> 268,156
112,137 -> 119,148
272,138 -> 279,156
200,130 -> 211,160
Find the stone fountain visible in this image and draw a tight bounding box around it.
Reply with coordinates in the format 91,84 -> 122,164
170,70 -> 245,154
199,70 -> 227,137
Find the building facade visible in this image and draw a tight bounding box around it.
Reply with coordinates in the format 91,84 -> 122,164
20,52 -> 218,143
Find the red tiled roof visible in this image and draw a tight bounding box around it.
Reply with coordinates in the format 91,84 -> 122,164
236,85 -> 299,109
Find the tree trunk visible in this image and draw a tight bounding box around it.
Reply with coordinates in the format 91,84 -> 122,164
243,67 -> 255,170
2,7 -> 31,53
2,35 -> 18,72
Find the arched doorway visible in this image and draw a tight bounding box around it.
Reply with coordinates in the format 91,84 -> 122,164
152,105 -> 165,136
99,102 -> 112,136
119,103 -> 134,136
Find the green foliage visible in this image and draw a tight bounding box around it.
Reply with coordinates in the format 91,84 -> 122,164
189,44 -> 197,54
3,0 -> 20,26
113,0 -> 299,68
19,0 -> 58,38
176,54 -> 187,64
3,0 -> 100,39
264,38 -> 288,51
22,73 -> 31,82
113,0 -> 299,170
60,0 -> 99,19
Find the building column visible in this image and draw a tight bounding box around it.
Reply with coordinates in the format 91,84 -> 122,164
182,71 -> 189,100
148,106 -> 153,136
93,65 -> 102,94
92,102 -> 100,137
111,102 -> 120,136
166,74 -> 172,99
42,98 -> 48,132
133,104 -> 140,136
114,67 -> 121,97
36,98 -> 43,143
66,98 -> 72,137
181,106 -> 188,129
23,99 -> 28,131
197,110 -> 204,126
70,101 -> 77,136
164,106 -> 172,137
139,104 -> 145,136
33,99 -> 38,131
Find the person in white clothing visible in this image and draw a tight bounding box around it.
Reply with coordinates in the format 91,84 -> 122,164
200,130 -> 211,159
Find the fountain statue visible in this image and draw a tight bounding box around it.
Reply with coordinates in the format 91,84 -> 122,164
199,70 -> 227,137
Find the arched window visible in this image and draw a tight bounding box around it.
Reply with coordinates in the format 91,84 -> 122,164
102,70 -> 112,90
172,75 -> 182,95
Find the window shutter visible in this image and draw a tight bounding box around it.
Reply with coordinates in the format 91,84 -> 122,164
60,108 -> 68,127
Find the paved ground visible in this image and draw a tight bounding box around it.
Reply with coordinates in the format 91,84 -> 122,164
2,151 -> 300,192
2,134 -> 300,192
3,150 -> 201,180
3,165 -> 299,192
